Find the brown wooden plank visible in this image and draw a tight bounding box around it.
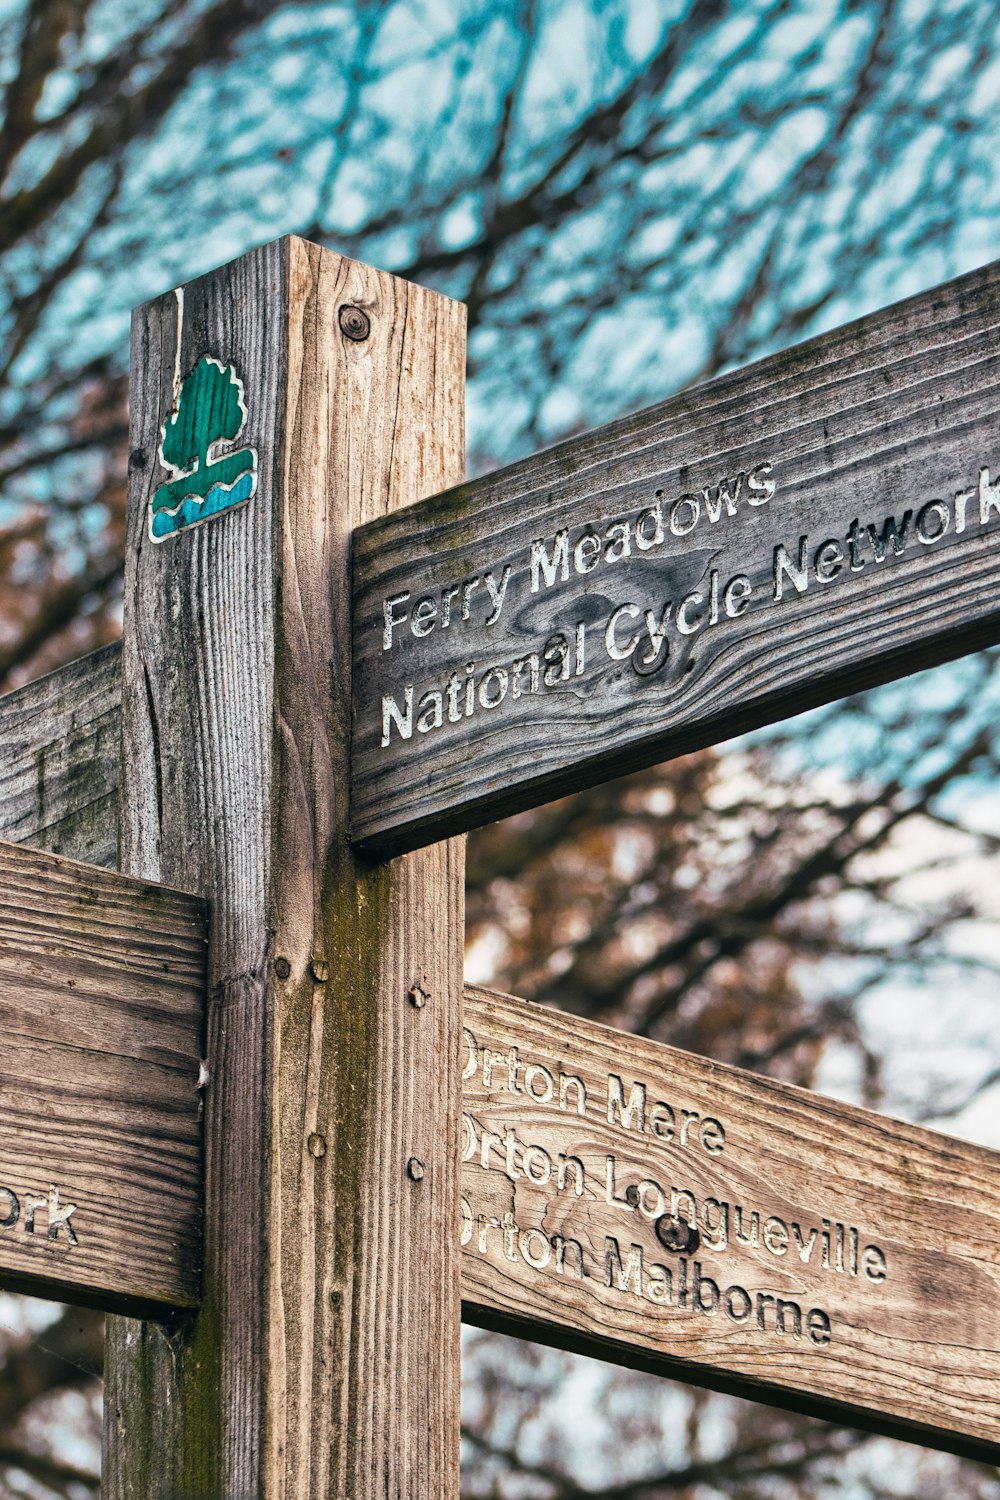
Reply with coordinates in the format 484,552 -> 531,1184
352,259 -> 1000,855
0,838 -> 205,1314
104,238 -> 466,1500
461,985 -> 1000,1463
0,643 -> 121,867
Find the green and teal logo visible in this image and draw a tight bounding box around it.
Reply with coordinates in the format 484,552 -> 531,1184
150,356 -> 257,541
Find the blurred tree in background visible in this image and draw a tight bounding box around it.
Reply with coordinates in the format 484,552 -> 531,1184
1,0 -> 999,1494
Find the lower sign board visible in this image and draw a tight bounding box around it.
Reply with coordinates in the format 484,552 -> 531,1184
0,840 -> 206,1314
461,986 -> 1000,1462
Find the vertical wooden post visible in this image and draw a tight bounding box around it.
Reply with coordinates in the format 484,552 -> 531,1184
104,238 -> 466,1499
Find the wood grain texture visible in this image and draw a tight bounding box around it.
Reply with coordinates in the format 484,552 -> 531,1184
104,238 -> 466,1500
0,838 -> 205,1312
461,986 -> 1000,1463
352,259 -> 1000,854
0,643 -> 121,867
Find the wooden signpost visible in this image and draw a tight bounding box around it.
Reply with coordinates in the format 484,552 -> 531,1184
351,260 -> 1000,854
105,238 -> 467,1500
0,237 -> 999,1493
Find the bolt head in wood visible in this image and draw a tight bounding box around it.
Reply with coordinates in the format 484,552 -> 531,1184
274,956 -> 291,980
339,305 -> 371,341
311,958 -> 329,982
307,1133 -> 327,1159
655,1215 -> 700,1254
407,1157 -> 424,1182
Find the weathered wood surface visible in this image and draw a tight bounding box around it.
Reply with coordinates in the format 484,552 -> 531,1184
105,238 -> 466,1500
0,643 -> 121,867
460,986 -> 1000,1462
352,259 -> 1000,854
0,838 -> 205,1313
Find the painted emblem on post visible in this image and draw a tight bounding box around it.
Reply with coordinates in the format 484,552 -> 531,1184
150,356 -> 257,540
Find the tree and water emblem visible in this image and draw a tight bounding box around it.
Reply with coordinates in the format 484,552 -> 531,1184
150,356 -> 257,540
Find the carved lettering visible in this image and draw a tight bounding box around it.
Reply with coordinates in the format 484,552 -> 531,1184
462,1193 -> 586,1281
0,1181 -> 79,1244
460,1009 -> 904,1377
372,450 -> 1000,783
601,1240 -> 833,1344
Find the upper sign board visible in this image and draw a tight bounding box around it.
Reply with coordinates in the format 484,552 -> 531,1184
461,986 -> 1000,1462
0,839 -> 206,1313
351,261 -> 1000,854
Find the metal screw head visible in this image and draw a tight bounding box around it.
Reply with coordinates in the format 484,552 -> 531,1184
655,1215 -> 700,1255
339,305 -> 371,341
311,958 -> 329,983
307,1132 -> 327,1159
407,1157 -> 425,1182
275,956 -> 291,980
